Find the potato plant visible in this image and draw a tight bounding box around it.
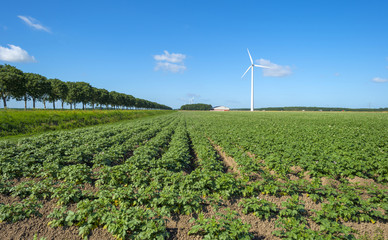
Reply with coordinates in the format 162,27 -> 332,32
0,111 -> 387,239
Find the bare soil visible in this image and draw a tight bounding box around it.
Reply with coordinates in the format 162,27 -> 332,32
0,195 -> 114,240
210,142 -> 241,176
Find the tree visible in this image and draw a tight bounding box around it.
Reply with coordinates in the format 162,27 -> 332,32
13,73 -> 28,110
41,80 -> 51,109
0,64 -> 25,109
21,89 -> 31,110
136,98 -> 147,109
48,78 -> 68,110
180,103 -> 212,110
125,94 -> 136,109
75,82 -> 93,110
1,64 -> 172,111
66,82 -> 80,109
109,91 -> 120,109
25,73 -> 49,109
117,93 -> 127,109
89,87 -> 99,109
57,80 -> 68,109
97,88 -> 109,109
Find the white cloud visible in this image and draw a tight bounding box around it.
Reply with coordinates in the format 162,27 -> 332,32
0,44 -> 36,62
18,15 -> 50,32
257,59 -> 292,77
155,62 -> 186,73
154,50 -> 186,73
154,50 -> 185,63
372,77 -> 388,83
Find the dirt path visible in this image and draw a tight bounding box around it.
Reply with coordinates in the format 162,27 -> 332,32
207,138 -> 241,176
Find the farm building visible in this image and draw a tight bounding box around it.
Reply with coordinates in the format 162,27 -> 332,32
212,106 -> 230,111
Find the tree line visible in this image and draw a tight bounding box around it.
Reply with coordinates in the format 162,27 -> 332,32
180,103 -> 212,110
0,64 -> 171,110
233,107 -> 388,112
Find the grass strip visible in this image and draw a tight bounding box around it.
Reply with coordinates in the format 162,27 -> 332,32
0,109 -> 174,138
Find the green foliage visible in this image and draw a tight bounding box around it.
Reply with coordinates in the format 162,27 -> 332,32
33,234 -> 47,240
0,64 -> 25,108
0,111 -> 386,240
10,179 -> 53,200
279,195 -> 307,221
1,64 -> 172,111
251,106 -> 388,112
25,73 -> 50,108
52,182 -> 84,206
101,206 -> 168,240
48,200 -> 168,240
239,197 -> 278,220
180,103 -> 212,110
0,109 -> 173,137
314,218 -> 356,239
273,217 -> 323,240
184,111 -> 388,183
48,78 -> 68,109
313,195 -> 387,223
48,199 -> 110,238
0,197 -> 42,223
188,209 -> 252,240
57,164 -> 92,184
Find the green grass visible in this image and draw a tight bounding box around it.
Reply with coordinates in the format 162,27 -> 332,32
0,109 -> 174,138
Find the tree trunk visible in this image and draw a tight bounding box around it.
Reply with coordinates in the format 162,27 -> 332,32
24,95 -> 27,110
1,94 -> 7,109
33,98 -> 36,109
74,103 -> 76,110
70,103 -> 72,110
62,101 -> 64,110
82,103 -> 85,110
53,101 -> 55,110
43,100 -> 46,109
92,103 -> 94,110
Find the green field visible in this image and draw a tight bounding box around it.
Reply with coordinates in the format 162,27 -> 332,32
0,111 -> 387,239
0,109 -> 173,138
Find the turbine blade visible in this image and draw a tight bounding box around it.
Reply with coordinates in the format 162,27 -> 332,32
247,48 -> 253,64
254,64 -> 270,69
241,66 -> 252,78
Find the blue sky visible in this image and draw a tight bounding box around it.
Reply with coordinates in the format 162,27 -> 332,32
1,0 -> 387,109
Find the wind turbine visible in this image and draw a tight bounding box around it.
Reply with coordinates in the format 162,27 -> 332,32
241,49 -> 270,112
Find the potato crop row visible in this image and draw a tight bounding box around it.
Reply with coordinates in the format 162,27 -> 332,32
0,111 -> 387,239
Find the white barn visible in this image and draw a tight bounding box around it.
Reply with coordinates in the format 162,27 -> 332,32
212,106 -> 230,111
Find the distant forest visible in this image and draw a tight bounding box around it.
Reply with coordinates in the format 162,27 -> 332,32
179,105 -> 388,111
233,107 -> 388,112
180,103 -> 212,110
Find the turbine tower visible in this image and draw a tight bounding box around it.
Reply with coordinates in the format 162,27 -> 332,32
241,49 -> 269,112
